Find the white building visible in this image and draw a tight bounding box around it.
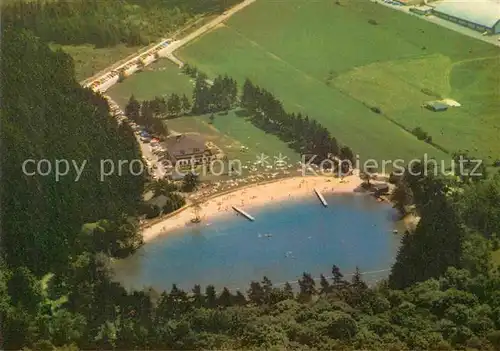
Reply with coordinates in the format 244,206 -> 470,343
432,0 -> 500,34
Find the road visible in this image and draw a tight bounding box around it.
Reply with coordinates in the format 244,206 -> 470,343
158,0 -> 258,67
79,39 -> 168,86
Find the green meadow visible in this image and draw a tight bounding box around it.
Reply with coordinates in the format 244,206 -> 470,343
107,61 -> 301,167
177,0 -> 499,164
107,59 -> 194,108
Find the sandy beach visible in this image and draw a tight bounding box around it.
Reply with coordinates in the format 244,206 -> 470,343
142,174 -> 364,242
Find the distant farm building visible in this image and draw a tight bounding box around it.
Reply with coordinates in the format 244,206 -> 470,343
424,101 -> 449,112
410,5 -> 433,16
393,0 -> 424,5
432,1 -> 500,34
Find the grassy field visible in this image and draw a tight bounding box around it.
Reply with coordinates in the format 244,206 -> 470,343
107,59 -> 194,108
176,0 -> 499,165
166,110 -> 301,166
51,44 -> 142,82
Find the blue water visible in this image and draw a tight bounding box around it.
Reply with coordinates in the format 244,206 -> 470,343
113,193 -> 402,291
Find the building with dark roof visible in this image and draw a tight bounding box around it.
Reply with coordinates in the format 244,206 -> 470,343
424,101 -> 449,112
432,1 -> 500,34
163,133 -> 212,166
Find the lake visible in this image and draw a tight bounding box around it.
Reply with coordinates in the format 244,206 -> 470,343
113,193 -> 402,292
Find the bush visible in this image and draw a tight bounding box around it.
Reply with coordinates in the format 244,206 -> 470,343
370,106 -> 382,114
421,88 -> 441,99
368,19 -> 378,25
140,203 -> 161,219
412,127 -> 430,141
388,172 -> 402,184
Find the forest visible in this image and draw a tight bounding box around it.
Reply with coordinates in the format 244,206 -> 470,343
2,23 -> 500,351
1,0 -> 244,47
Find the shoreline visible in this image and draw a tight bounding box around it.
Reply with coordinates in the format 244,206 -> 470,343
142,174 -> 365,243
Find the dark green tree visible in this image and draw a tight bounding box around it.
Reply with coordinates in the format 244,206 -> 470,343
191,284 -> 204,308
167,93 -> 182,117
205,285 -> 217,308
182,172 -> 200,192
248,281 -> 265,305
319,274 -> 330,295
217,287 -> 233,307
298,273 -> 317,302
390,190 -> 466,289
181,94 -> 191,114
125,95 -> 141,122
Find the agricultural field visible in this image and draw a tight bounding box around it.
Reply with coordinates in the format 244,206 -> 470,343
166,110 -> 301,166
107,59 -> 194,108
177,0 -> 500,165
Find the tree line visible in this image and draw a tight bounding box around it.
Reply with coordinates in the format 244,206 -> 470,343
3,255 -> 500,350
183,64 -> 355,168
240,78 -> 355,169
1,0 -> 244,48
125,94 -> 191,136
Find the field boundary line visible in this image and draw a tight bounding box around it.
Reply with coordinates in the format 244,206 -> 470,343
450,55 -> 500,69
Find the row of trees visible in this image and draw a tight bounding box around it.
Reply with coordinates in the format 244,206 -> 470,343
3,256 -> 500,350
126,96 -> 164,136
125,94 -> 191,134
183,64 -> 239,114
191,73 -> 239,114
240,78 -> 355,168
184,66 -> 355,168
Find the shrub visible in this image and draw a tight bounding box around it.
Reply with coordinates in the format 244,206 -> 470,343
421,88 -> 441,99
412,127 -> 430,141
388,172 -> 402,184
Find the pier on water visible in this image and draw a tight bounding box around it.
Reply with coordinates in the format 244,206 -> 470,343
314,188 -> 328,207
232,206 -> 255,221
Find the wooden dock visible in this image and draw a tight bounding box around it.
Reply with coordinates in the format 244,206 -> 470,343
232,206 -> 255,221
314,188 -> 328,207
